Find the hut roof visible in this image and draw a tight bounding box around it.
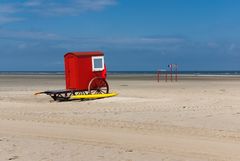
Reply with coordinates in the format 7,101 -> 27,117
64,51 -> 104,57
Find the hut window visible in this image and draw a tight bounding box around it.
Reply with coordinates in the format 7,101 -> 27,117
92,56 -> 104,71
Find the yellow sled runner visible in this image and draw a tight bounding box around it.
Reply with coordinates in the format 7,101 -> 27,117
70,92 -> 118,100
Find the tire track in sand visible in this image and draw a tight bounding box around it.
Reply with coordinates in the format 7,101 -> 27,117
1,109 -> 240,142
0,119 -> 240,161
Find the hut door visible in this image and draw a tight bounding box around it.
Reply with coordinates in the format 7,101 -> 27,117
65,57 -> 77,89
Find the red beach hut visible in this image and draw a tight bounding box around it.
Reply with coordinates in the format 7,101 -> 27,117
64,51 -> 108,93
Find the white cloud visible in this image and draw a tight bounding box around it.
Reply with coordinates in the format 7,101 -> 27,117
139,37 -> 185,44
71,36 -> 185,45
0,29 -> 185,46
0,0 -> 117,24
74,0 -> 117,10
0,29 -> 187,53
17,43 -> 27,49
229,43 -> 236,51
0,16 -> 23,25
0,29 -> 64,41
6,0 -> 116,15
0,3 -> 22,24
207,42 -> 219,48
0,4 -> 18,14
50,36 -> 187,52
23,0 -> 43,7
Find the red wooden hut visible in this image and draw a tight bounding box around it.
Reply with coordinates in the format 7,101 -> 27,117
64,51 -> 108,94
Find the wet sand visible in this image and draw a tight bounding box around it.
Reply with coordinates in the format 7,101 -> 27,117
1,74 -> 240,161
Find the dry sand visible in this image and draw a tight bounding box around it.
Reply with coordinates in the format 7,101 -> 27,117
1,74 -> 240,161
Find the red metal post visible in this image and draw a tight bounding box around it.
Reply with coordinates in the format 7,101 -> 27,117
170,65 -> 173,82
157,70 -> 160,82
165,72 -> 167,82
175,65 -> 178,81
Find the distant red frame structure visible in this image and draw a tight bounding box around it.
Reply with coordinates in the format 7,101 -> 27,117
157,64 -> 178,82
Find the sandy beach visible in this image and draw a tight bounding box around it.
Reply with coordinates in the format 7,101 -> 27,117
1,74 -> 240,161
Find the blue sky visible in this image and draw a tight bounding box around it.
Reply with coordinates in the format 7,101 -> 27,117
0,0 -> 240,71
